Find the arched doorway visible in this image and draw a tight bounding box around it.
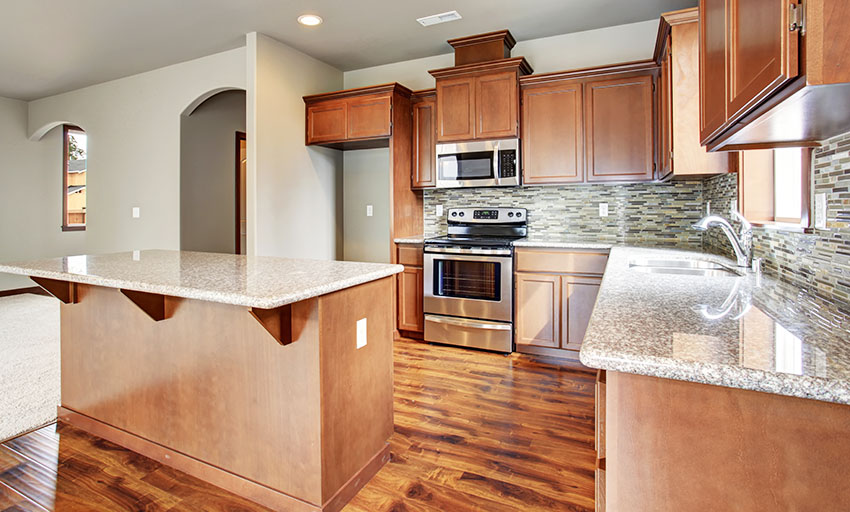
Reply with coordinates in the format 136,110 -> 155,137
180,89 -> 246,254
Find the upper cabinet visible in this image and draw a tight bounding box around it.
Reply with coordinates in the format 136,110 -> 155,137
411,90 -> 437,189
521,79 -> 584,184
700,0 -> 850,151
431,58 -> 531,143
656,8 -> 737,179
304,84 -> 411,149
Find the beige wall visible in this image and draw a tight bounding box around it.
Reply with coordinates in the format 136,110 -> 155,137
0,97 -> 87,290
343,20 -> 659,90
343,149 -> 390,263
247,32 -> 344,260
180,90 -> 246,254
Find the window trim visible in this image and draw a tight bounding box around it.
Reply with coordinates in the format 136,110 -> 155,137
737,147 -> 813,232
62,124 -> 86,232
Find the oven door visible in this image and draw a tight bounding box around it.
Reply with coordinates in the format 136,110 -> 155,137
436,141 -> 498,188
423,247 -> 513,322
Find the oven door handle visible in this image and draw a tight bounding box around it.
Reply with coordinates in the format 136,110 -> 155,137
424,246 -> 512,256
425,315 -> 512,331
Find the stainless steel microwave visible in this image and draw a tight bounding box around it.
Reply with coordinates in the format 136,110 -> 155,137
435,138 -> 520,188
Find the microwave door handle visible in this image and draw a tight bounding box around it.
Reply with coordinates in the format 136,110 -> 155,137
425,315 -> 512,331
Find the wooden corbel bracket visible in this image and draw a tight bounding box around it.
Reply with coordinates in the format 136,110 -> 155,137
31,277 -> 78,304
249,304 -> 294,346
120,289 -> 170,321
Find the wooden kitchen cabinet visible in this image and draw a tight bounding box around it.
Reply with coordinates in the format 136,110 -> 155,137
585,75 -> 655,182
699,0 -> 850,150
306,100 -> 347,144
411,91 -> 437,189
431,57 -> 531,143
656,8 -> 737,179
347,94 -> 392,140
396,244 -> 424,334
304,85 -> 399,147
521,79 -> 584,184
515,249 -> 607,357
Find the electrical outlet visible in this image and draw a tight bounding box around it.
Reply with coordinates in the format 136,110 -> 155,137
706,201 -> 711,215
132,207 -> 140,218
815,193 -> 827,229
132,250 -> 140,261
436,205 -> 444,217
366,204 -> 373,217
599,203 -> 609,217
356,318 -> 367,349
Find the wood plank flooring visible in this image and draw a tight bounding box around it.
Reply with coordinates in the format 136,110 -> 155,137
0,340 -> 597,511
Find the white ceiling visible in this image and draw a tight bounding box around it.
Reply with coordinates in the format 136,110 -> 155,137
2,0 -> 697,101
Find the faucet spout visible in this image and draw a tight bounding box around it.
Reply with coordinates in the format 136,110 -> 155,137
692,213 -> 752,268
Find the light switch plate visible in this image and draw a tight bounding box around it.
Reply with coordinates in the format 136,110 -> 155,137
132,250 -> 140,261
815,193 -> 827,229
436,205 -> 444,217
356,318 -> 367,349
132,207 -> 140,218
599,203 -> 609,217
366,204 -> 373,217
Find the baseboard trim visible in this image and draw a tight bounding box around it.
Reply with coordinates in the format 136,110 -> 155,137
516,345 -> 582,361
0,286 -> 50,298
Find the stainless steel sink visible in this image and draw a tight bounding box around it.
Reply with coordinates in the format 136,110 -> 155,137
629,258 -> 743,277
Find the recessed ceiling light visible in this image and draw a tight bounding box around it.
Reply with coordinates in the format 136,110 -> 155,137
298,14 -> 323,26
417,10 -> 462,27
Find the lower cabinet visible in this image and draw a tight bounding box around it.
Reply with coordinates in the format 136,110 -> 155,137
396,244 -> 424,334
514,249 -> 607,356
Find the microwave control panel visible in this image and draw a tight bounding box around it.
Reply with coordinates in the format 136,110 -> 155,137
499,150 -> 517,178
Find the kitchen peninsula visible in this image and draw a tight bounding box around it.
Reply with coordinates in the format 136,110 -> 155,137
0,250 -> 403,512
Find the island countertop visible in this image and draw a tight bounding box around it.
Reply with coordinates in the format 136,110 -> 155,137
0,250 -> 403,309
580,246 -> 850,405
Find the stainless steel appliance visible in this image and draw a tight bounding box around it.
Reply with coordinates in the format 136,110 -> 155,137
424,207 -> 527,352
435,138 -> 520,188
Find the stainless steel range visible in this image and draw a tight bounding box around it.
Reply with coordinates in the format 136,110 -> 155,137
423,207 -> 527,353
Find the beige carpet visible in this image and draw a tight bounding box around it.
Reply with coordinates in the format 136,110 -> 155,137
0,293 -> 60,441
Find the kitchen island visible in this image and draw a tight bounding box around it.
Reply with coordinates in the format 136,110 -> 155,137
581,246 -> 850,511
0,250 -> 403,512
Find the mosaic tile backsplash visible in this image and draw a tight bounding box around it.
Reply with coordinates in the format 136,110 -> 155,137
424,181 -> 705,248
703,131 -> 850,308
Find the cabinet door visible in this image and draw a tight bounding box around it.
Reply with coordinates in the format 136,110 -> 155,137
412,96 -> 437,189
436,76 -> 476,142
699,0 -> 728,143
726,0 -> 799,121
562,277 -> 601,351
658,35 -> 673,180
585,75 -> 655,182
306,100 -> 347,144
397,266 -> 423,332
347,94 -> 392,140
475,71 -> 518,139
521,80 -> 584,184
515,273 -> 560,348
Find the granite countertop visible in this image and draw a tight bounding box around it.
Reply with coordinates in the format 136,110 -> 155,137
580,246 -> 850,405
394,236 -> 424,244
0,250 -> 403,309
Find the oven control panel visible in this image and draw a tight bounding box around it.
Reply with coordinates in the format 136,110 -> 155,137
447,208 -> 527,224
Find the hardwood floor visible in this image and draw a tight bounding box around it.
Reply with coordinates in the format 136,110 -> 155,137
0,340 -> 597,511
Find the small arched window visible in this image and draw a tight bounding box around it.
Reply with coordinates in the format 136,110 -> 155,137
62,125 -> 86,231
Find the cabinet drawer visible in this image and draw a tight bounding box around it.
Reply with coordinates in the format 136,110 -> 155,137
397,244 -> 423,266
515,249 -> 608,275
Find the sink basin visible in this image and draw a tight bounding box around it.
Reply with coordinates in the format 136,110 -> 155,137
629,258 -> 743,277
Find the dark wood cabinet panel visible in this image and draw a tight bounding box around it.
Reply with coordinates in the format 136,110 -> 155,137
521,80 -> 584,184
475,71 -> 518,139
562,278 -> 601,351
347,94 -> 392,140
658,34 -> 673,179
436,76 -> 476,142
397,266 -> 423,332
306,101 -> 347,144
726,0 -> 798,122
699,0 -> 728,143
516,273 -> 560,348
412,95 -> 437,189
585,75 -> 654,182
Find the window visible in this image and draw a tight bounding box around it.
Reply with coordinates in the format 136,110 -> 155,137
62,125 -> 87,231
738,147 -> 812,229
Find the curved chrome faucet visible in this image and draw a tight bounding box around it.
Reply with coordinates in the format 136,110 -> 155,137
692,212 -> 752,268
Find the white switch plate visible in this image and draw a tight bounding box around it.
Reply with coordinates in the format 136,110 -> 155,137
356,318 -> 367,349
706,200 -> 711,215
132,250 -> 140,261
599,203 -> 609,217
815,193 -> 827,229
436,205 -> 444,217
132,207 -> 140,218
366,204 -> 373,217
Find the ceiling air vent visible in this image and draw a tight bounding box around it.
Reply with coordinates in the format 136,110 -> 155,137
417,11 -> 462,27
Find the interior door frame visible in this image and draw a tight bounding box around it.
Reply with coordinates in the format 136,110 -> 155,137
235,131 -> 246,255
